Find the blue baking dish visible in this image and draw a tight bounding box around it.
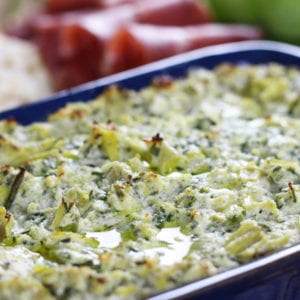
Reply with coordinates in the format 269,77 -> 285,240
2,40 -> 300,300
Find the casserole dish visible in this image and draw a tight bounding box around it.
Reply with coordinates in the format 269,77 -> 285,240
1,40 -> 300,300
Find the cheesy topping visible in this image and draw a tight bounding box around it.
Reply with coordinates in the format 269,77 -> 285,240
1,63 -> 300,299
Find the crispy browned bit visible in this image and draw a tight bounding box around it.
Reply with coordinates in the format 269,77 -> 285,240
99,252 -> 112,262
24,160 -> 30,166
56,163 -> 65,177
91,125 -> 102,139
1,164 -> 10,169
106,120 -> 116,130
105,84 -> 130,97
200,261 -> 210,274
126,174 -> 133,184
5,211 -> 11,221
0,135 -> 19,150
4,167 -> 26,210
288,182 -> 297,202
152,133 -> 163,142
135,260 -> 147,266
96,276 -> 107,283
114,182 -> 131,198
1,118 -> 17,132
145,257 -> 155,269
5,117 -> 17,124
70,109 -> 86,119
1,164 -> 11,175
135,258 -> 155,268
215,63 -> 235,76
60,238 -> 71,243
152,75 -> 174,89
62,198 -> 75,212
148,172 -> 158,178
57,171 -> 64,177
92,132 -> 102,140
265,115 -> 272,122
190,209 -> 200,218
144,133 -> 163,144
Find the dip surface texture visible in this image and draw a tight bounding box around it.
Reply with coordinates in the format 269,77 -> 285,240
1,63 -> 300,299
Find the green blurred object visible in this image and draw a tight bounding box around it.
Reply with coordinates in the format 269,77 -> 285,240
207,0 -> 300,45
259,0 -> 300,45
207,0 -> 259,24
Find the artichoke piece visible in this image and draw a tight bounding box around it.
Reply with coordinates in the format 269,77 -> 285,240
157,141 -> 185,175
101,129 -> 120,161
225,220 -> 263,256
225,220 -> 290,261
262,158 -> 300,189
31,231 -> 99,265
0,277 -> 54,300
240,234 -> 290,260
51,199 -> 80,232
242,198 -> 279,220
0,136 -> 63,167
107,182 -> 139,212
102,161 -> 132,184
145,138 -> 184,174
0,186 -> 10,203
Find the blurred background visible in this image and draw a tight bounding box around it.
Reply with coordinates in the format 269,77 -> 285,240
1,0 -> 299,44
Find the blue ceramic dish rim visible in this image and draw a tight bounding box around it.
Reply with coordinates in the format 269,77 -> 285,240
2,40 -> 300,299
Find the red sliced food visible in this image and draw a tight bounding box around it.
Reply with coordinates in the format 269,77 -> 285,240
102,23 -> 263,75
31,5 -> 136,90
45,0 -> 212,24
46,0 -> 101,12
14,0 -> 212,90
135,0 -> 211,26
36,24 -> 106,90
11,0 -> 212,40
46,0 -> 141,13
8,3 -> 134,39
